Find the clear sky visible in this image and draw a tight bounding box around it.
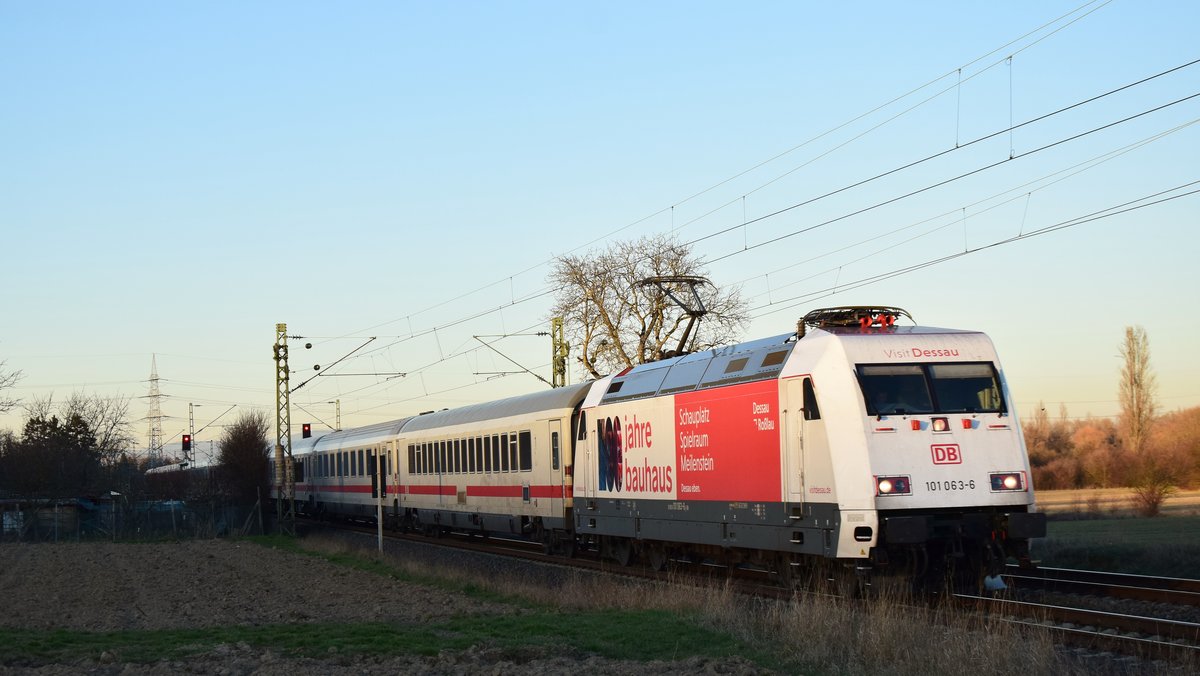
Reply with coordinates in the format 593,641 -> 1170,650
2,1 -> 1197,460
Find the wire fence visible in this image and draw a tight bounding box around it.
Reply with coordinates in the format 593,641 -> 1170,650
0,497 -> 265,543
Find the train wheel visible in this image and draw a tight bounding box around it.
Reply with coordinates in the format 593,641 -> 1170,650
647,543 -> 668,572
605,536 -> 634,567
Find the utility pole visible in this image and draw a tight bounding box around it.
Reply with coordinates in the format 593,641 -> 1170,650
328,399 -> 342,431
273,324 -> 295,535
188,403 -> 196,465
551,317 -> 569,388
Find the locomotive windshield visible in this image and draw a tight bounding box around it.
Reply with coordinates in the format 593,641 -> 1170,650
859,362 -> 1004,415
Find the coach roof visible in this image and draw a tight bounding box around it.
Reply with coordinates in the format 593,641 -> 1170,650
401,382 -> 592,433
312,418 -> 414,451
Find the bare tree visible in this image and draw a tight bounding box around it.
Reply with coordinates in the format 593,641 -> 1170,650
23,391 -> 134,465
1118,326 -> 1157,456
0,360 -> 22,414
549,234 -> 748,378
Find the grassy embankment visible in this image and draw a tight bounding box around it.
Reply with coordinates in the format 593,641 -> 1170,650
1,534 -> 1094,675
1035,488 -> 1200,577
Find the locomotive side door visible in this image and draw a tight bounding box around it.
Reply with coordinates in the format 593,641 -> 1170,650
785,378 -> 807,506
786,376 -> 828,506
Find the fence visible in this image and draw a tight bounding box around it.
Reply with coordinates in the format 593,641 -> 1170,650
0,497 -> 264,543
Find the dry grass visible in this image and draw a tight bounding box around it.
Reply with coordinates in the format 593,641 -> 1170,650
295,534 -> 1117,675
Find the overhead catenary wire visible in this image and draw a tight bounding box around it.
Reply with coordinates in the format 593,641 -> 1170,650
749,181 -> 1200,319
316,62 -> 1200,393
323,1 -> 1116,344
298,90 -> 1199,411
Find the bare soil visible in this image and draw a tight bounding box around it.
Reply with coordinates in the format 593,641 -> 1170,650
0,540 -> 771,675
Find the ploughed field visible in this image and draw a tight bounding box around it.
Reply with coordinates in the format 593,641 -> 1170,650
0,539 -> 770,675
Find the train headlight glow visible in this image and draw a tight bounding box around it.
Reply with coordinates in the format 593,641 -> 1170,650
875,475 -> 911,496
931,417 -> 949,432
989,472 -> 1025,492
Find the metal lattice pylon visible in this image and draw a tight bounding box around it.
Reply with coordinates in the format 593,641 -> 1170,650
145,355 -> 165,465
273,323 -> 295,534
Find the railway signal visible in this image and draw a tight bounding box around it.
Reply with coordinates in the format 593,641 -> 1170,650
302,423 -> 311,438
182,434 -> 192,451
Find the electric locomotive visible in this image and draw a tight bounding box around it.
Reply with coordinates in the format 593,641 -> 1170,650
572,306 -> 1044,587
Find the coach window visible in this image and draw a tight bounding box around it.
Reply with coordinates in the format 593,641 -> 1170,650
498,435 -> 509,472
577,411 -> 587,440
803,378 -> 822,420
465,438 -> 474,473
475,436 -> 483,472
492,434 -> 502,472
519,431 -> 533,471
551,431 -> 560,470
509,433 -> 519,471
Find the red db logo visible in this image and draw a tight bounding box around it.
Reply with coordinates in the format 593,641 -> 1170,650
931,444 -> 961,465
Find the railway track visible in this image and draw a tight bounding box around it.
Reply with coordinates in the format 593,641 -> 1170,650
1003,563 -> 1200,606
956,592 -> 1199,663
307,520 -> 1199,664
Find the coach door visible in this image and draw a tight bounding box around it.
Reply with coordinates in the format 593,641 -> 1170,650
547,420 -> 564,509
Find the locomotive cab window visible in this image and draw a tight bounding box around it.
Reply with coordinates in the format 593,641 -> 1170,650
859,364 -> 934,415
802,378 -> 822,420
930,363 -> 1004,413
858,362 -> 1003,415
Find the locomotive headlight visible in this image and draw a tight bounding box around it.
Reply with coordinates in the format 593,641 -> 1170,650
875,475 -> 911,496
989,471 -> 1026,492
931,417 -> 950,432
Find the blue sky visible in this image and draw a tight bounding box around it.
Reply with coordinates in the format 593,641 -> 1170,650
2,1 -> 1197,457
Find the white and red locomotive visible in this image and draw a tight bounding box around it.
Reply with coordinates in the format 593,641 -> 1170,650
276,306 -> 1045,586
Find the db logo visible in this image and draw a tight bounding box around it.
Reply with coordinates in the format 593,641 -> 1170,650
931,444 -> 962,465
